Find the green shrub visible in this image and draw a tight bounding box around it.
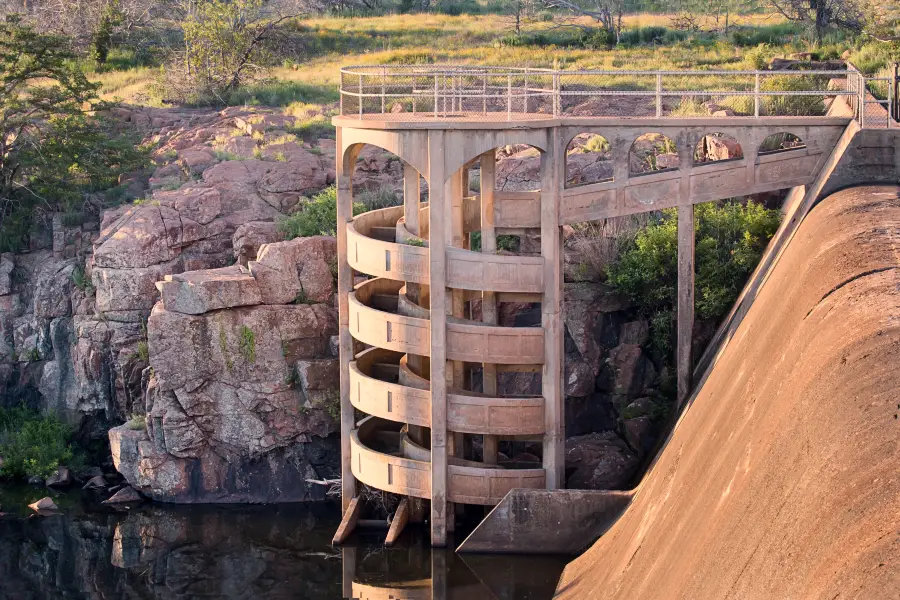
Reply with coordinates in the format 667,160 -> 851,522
125,414 -> 146,431
279,186 -> 365,239
761,75 -> 828,116
607,200 -> 781,356
356,186 -> 401,211
0,406 -> 73,480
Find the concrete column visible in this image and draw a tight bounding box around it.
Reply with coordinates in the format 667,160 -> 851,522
447,167 -> 465,533
403,162 -> 420,236
336,128 -> 357,511
541,129 -> 565,489
677,204 -> 695,408
427,130 -> 448,547
479,151 -> 499,465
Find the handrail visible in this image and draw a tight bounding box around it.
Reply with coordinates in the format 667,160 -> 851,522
340,63 -> 892,127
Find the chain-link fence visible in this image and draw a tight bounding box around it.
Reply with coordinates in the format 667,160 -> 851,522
340,64 -> 898,128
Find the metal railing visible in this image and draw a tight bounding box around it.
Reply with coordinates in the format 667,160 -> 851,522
339,64 -> 898,128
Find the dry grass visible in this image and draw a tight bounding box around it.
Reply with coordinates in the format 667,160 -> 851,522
83,11 -> 827,109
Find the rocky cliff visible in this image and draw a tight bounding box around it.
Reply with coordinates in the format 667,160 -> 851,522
110,236 -> 341,502
1,105 -> 675,500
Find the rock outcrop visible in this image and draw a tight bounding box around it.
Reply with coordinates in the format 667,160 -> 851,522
110,236 -> 340,503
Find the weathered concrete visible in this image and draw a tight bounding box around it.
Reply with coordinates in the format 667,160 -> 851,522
457,489 -> 633,554
555,185 -> 900,599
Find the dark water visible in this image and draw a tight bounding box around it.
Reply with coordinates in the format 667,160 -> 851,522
0,485 -> 567,599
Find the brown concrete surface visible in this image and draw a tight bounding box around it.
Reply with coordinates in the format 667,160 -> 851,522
457,489 -> 633,555
555,185 -> 900,600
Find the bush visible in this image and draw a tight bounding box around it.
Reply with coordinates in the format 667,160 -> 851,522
607,200 -> 781,356
0,406 -> 73,480
279,186 -> 365,239
761,75 -> 829,116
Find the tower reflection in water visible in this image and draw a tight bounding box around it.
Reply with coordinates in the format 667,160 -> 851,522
342,529 -> 567,600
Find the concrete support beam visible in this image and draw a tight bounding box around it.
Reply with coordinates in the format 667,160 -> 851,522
336,127 -> 357,512
403,162 -> 420,236
428,130 -> 449,547
677,203 -> 695,408
480,151 -> 499,466
541,129 -> 564,489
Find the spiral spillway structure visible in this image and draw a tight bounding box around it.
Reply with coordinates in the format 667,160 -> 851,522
334,115 -> 566,547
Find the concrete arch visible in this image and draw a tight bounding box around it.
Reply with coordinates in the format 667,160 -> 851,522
693,132 -> 744,165
442,128 -> 549,183
565,132 -> 614,188
759,131 -> 806,155
629,132 -> 680,176
340,128 -> 429,178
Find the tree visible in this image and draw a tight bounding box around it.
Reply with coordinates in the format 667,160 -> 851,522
0,0 -> 160,51
161,0 -> 297,104
0,15 -> 146,252
538,0 -> 626,42
767,0 -> 866,41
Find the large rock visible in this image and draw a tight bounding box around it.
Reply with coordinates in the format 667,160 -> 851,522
249,236 -> 336,305
232,221 -> 282,266
156,265 -> 262,315
565,431 -> 640,490
595,344 -> 658,400
122,278 -> 341,502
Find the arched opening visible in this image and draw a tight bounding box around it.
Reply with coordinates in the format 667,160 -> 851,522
759,132 -> 806,155
351,144 -> 426,211
493,144 -> 543,192
629,133 -> 679,176
694,133 -> 744,165
566,133 -> 613,188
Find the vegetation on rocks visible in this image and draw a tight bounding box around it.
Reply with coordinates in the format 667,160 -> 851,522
279,186 -> 365,239
607,200 -> 781,355
0,406 -> 73,480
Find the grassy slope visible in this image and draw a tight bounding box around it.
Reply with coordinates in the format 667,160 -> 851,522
86,12 -> 898,109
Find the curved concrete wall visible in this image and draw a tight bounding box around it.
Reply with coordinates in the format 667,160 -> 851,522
350,348 -> 431,428
447,392 -> 544,435
556,185 -> 900,599
350,424 -> 432,499
448,464 -> 546,505
348,208 -> 429,284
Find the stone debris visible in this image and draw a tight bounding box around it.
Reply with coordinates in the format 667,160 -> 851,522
28,497 -> 59,512
103,486 -> 142,504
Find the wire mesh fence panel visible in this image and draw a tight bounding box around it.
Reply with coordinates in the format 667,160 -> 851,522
339,66 -> 868,124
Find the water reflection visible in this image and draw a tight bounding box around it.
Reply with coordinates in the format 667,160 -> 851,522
344,529 -> 567,600
0,487 -> 566,600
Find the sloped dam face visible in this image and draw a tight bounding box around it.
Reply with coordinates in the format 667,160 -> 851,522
555,185 -> 900,599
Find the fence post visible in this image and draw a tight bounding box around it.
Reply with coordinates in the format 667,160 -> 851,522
483,72 -> 487,114
434,75 -> 439,118
524,68 -> 529,114
358,74 -> 363,119
655,72 -> 662,118
507,74 -> 512,121
859,71 -> 866,129
381,67 -> 385,114
888,69 -> 893,129
553,71 -> 560,117
890,63 -> 900,121
754,72 -> 761,117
